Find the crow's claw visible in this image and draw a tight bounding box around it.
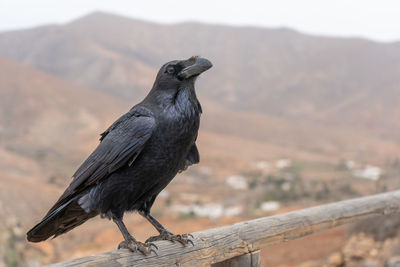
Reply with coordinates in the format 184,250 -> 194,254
150,248 -> 158,256
145,231 -> 194,246
117,240 -> 156,255
149,242 -> 158,250
187,239 -> 194,246
118,240 -> 128,250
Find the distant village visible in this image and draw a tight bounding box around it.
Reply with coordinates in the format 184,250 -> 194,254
159,158 -> 385,221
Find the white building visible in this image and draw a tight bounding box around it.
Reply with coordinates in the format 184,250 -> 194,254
226,175 -> 248,190
345,160 -> 355,170
254,160 -> 271,174
352,165 -> 382,181
276,159 -> 292,169
260,201 -> 280,212
171,204 -> 243,219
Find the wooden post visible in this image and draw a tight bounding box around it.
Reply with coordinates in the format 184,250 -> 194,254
211,250 -> 260,267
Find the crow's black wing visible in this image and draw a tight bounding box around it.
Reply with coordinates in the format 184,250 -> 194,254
186,143 -> 199,165
99,109 -> 133,141
179,143 -> 200,172
27,108 -> 155,242
49,108 -> 156,214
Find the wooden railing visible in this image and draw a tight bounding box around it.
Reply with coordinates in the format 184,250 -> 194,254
47,190 -> 400,267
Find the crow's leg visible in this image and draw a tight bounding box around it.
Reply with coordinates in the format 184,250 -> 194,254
139,212 -> 193,246
113,217 -> 157,254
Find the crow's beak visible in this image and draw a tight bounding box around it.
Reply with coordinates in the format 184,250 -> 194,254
178,56 -> 213,80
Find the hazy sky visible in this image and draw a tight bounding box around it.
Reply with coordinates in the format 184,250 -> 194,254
1,0 -> 399,42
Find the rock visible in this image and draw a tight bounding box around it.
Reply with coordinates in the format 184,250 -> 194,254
327,252 -> 344,267
343,233 -> 376,260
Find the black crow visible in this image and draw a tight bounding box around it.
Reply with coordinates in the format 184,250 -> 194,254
27,56 -> 212,254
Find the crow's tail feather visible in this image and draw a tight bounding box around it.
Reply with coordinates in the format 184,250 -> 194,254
27,197 -> 97,242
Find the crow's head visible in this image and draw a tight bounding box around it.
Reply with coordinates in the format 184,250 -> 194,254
151,56 -> 212,94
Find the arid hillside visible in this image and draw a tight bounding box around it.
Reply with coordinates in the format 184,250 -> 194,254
1,12 -> 400,135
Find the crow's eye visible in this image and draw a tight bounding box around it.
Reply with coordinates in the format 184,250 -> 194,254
166,66 -> 175,74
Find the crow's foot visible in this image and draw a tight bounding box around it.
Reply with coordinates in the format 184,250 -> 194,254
118,239 -> 158,255
146,231 -> 194,246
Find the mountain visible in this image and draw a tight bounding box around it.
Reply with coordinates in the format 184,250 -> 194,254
1,12 -> 400,135
2,53 -> 393,185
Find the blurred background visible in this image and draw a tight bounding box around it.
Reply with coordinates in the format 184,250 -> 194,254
1,1 -> 400,266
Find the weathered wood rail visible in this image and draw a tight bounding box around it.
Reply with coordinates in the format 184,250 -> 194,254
47,190 -> 400,267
